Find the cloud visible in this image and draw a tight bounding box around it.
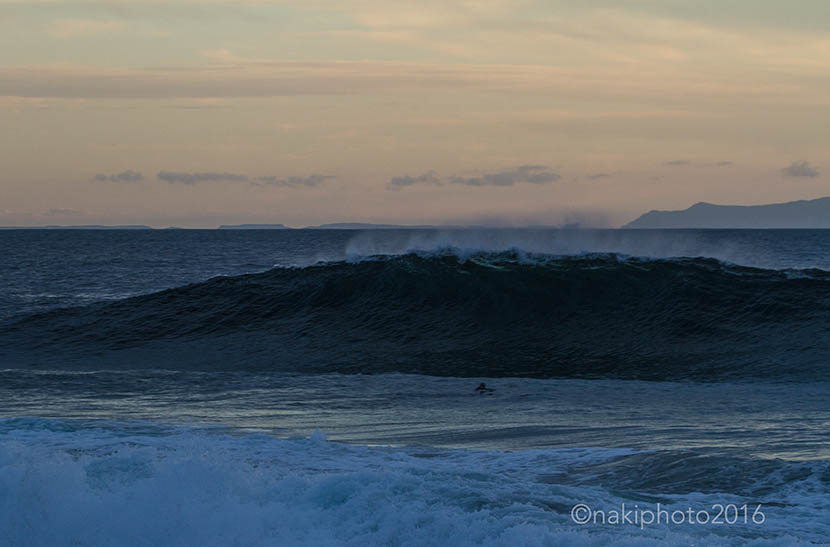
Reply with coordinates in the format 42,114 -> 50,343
387,170 -> 442,189
0,62 -> 517,99
449,165 -> 560,186
584,170 -> 625,180
781,161 -> 819,178
46,208 -> 84,216
157,171 -> 249,184
253,174 -> 332,187
4,6 -> 830,112
661,160 -> 733,168
47,19 -> 123,38
3,57 -> 824,105
93,170 -> 144,183
388,165 -> 560,189
157,171 -> 332,187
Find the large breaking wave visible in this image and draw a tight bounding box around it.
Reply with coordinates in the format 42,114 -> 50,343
2,250 -> 829,381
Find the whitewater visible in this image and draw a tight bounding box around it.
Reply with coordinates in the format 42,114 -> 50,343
1,229 -> 829,546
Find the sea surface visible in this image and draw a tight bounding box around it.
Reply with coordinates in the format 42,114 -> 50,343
1,229 -> 828,546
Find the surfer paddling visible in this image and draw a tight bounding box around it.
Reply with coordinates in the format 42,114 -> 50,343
474,382 -> 495,394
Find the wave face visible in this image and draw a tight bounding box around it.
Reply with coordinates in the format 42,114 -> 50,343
3,250 -> 830,381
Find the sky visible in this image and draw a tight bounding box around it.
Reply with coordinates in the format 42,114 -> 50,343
1,0 -> 828,228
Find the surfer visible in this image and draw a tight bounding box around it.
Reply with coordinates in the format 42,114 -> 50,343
474,382 -> 495,394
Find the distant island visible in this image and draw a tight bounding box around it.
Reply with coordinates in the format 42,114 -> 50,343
218,224 -> 290,230
305,222 -> 452,230
220,223 -> 462,229
0,225 -> 152,230
624,197 -> 830,229
305,222 -> 580,230
1,222 -> 454,230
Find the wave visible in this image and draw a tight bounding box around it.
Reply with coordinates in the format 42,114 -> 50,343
2,250 -> 830,381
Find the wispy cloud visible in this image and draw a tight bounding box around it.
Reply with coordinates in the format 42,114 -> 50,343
158,171 -> 248,184
47,19 -> 123,38
3,57 -> 827,105
388,170 -> 442,189
252,174 -> 332,187
662,160 -> 733,168
449,165 -> 560,186
781,161 -> 819,178
46,208 -> 84,216
388,165 -> 560,189
158,171 -> 333,187
93,170 -> 144,183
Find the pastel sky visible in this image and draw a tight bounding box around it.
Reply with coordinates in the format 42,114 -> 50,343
1,0 -> 828,227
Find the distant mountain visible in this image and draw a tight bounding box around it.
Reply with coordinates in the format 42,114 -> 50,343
624,197 -> 830,228
218,224 -> 290,230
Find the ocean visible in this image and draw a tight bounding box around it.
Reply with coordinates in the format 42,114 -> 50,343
1,228 -> 828,546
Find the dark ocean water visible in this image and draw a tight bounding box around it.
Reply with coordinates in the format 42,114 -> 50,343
1,229 -> 828,546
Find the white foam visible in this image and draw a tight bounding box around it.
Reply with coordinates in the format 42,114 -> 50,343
0,421 -> 825,546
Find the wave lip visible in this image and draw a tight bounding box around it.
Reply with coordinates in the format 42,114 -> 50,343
2,250 -> 830,381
